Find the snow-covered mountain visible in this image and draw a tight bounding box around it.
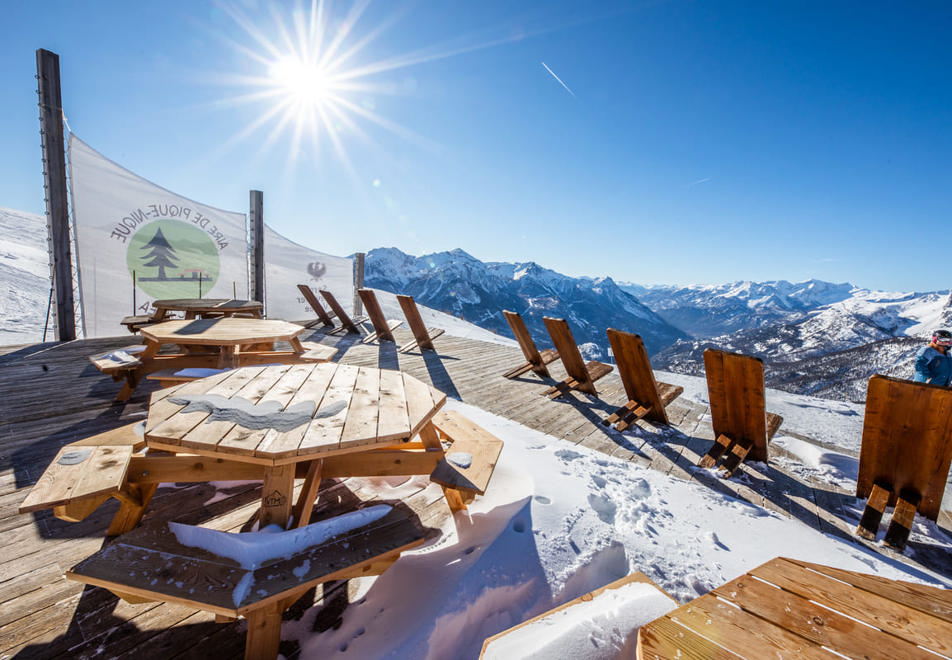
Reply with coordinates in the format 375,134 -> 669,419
364,247 -> 688,358
0,207 -> 50,345
620,279 -> 857,338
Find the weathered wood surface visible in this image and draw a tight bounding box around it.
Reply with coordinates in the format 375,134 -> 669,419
638,556 -> 952,659
605,328 -> 681,427
501,310 -> 558,378
430,410 -> 504,495
541,317 -> 612,397
858,375 -> 952,520
396,294 -> 444,352
2,330 -> 951,658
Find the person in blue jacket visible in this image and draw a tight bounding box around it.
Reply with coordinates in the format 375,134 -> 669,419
913,329 -> 952,386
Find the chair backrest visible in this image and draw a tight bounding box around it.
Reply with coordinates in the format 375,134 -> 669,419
296,284 -> 334,326
858,375 -> 952,520
397,294 -> 435,350
542,317 -> 595,394
319,289 -> 358,332
503,310 -> 543,364
703,349 -> 768,461
607,328 -> 669,424
358,288 -> 395,341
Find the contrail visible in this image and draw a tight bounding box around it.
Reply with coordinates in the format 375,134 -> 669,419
541,61 -> 576,97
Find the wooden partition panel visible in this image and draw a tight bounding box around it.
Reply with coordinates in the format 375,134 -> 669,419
857,375 -> 952,520
607,328 -> 668,424
703,349 -> 768,462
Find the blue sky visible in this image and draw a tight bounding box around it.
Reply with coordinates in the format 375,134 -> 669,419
1,1 -> 950,292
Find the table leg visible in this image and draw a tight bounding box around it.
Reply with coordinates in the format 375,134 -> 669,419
219,344 -> 240,369
292,459 -> 324,528
289,336 -> 305,354
260,464 -> 295,529
116,340 -> 160,401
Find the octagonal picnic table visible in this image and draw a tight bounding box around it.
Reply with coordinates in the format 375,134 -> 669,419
108,318 -> 310,401
152,298 -> 264,320
143,362 -> 449,528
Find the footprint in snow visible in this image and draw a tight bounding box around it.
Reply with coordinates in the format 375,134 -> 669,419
533,495 -> 552,505
588,492 -> 617,525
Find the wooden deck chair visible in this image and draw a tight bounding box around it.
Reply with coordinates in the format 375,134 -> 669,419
319,289 -> 364,335
541,317 -> 613,398
602,329 -> 684,431
697,349 -> 783,477
501,310 -> 559,379
357,288 -> 403,344
396,294 -> 445,352
296,284 -> 335,329
854,375 -> 952,550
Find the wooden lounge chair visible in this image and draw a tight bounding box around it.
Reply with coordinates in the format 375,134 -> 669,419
480,572 -> 676,659
697,349 -> 783,477
357,288 -> 404,344
319,289 -> 364,335
602,329 -> 683,431
541,317 -> 613,398
396,294 -> 445,353
296,284 -> 336,329
501,310 -> 559,379
854,375 -> 952,550
67,506 -> 426,660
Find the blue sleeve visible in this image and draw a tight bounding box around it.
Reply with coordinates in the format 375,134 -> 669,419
914,350 -> 933,383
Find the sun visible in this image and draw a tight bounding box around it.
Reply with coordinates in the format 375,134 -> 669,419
269,56 -> 334,107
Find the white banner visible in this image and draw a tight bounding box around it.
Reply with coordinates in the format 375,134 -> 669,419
264,225 -> 353,322
69,135 -> 249,337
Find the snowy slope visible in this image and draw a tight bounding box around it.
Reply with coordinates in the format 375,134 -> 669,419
0,207 -> 50,345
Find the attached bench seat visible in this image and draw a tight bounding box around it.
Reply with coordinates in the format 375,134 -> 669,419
19,422 -> 152,534
479,571 -> 677,659
67,505 -> 427,660
89,347 -> 145,375
145,367 -> 232,388
298,341 -> 338,362
120,314 -> 159,333
429,410 -> 504,511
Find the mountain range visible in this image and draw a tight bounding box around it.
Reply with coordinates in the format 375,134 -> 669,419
366,247 -> 952,403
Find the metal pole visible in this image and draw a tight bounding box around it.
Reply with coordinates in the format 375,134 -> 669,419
249,190 -> 265,306
36,48 -> 76,341
353,252 -> 365,317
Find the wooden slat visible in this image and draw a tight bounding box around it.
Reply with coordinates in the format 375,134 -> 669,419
750,558 -> 952,656
255,362 -> 337,458
856,482 -> 890,540
857,375 -> 952,520
339,367 -> 382,450
429,411 -> 503,494
637,615 -> 737,659
711,571 -> 937,659
667,594 -> 830,658
787,558 -> 952,624
884,493 -> 920,550
145,367 -> 252,434
297,364 -> 360,455
376,369 -> 412,441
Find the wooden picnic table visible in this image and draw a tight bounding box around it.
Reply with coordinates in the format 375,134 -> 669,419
144,362 -> 449,528
151,298 -> 264,320
637,556 -> 952,659
104,318 -> 311,401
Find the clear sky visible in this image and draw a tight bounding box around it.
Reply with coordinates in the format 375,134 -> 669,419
1,1 -> 950,292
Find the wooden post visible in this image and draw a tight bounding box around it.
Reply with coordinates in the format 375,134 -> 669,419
249,190 -> 265,308
36,48 -> 76,341
353,252 -> 365,317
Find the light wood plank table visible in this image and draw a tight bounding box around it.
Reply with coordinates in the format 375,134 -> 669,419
637,556 -> 952,659
144,363 -> 449,528
111,318 -> 309,400
152,298 -> 264,320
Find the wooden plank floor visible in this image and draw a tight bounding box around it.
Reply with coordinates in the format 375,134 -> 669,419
1,328 -> 950,659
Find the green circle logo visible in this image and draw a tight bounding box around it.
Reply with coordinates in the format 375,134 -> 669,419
127,219 -> 221,299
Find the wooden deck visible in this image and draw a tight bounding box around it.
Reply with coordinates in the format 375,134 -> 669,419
1,328 -> 950,658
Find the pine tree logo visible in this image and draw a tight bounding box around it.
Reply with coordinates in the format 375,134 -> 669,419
138,227 -> 179,281
127,219 -> 221,299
